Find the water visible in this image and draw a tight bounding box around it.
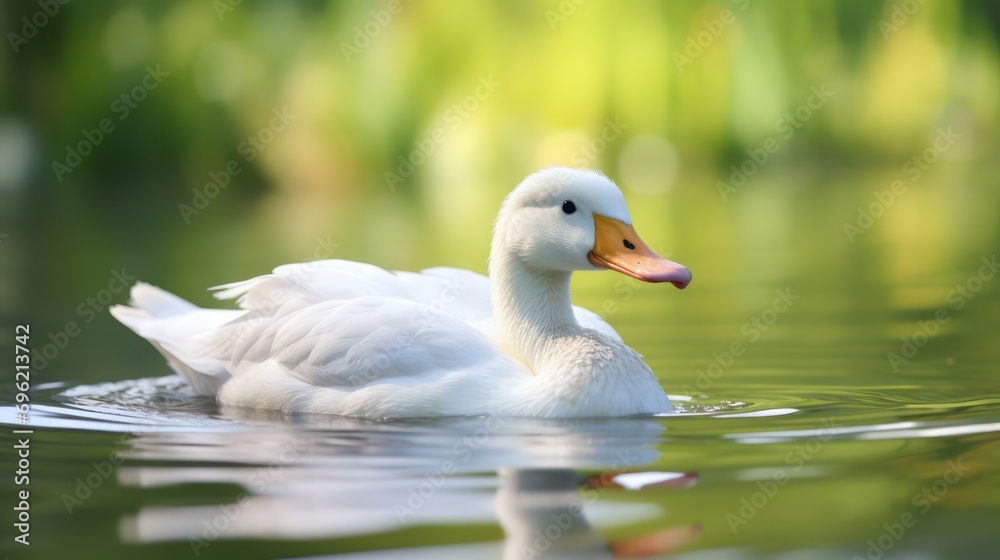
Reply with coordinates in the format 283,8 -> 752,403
3,166 -> 1000,558
5,373 -> 999,559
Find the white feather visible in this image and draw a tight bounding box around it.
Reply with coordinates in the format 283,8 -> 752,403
111,167 -> 679,417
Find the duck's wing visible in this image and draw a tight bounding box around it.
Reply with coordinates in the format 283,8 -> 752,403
113,281 -> 530,414
211,260 -> 492,324
212,295 -> 531,416
111,283 -> 243,395
210,258 -> 619,340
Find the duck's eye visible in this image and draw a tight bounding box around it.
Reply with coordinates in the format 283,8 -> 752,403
562,201 -> 576,214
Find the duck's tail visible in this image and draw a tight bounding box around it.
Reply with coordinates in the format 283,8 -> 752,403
111,282 -> 240,396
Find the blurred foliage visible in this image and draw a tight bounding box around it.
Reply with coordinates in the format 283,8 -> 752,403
1,0 -> 998,366
2,0 -> 998,195
2,4 -> 1000,556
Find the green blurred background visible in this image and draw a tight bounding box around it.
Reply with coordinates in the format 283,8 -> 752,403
1,0 -> 999,383
3,2 -> 1000,558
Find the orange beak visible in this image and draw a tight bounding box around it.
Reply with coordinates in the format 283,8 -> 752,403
588,214 -> 691,289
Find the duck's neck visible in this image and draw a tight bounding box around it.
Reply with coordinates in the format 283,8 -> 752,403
489,254 -> 579,372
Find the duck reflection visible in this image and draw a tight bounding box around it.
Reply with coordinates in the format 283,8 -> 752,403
119,411 -> 700,558
496,468 -> 699,559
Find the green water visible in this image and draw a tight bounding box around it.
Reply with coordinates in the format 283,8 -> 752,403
2,164 -> 1000,560
3,1 -> 1000,557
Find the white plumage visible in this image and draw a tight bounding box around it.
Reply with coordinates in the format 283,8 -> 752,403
112,168 -> 691,418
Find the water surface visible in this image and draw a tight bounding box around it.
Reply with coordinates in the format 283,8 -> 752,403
3,167 -> 1000,559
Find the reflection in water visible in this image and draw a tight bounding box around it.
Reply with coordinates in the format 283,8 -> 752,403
105,401 -> 700,558
496,469 -> 699,560
4,371 -> 997,557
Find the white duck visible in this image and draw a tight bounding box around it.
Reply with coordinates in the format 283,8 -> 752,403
112,168 -> 691,418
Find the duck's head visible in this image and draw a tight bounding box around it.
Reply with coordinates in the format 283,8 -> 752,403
494,167 -> 691,289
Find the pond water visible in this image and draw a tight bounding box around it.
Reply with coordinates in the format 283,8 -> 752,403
3,165 -> 1000,559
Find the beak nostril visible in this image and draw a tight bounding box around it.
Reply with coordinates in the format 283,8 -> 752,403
623,239 -> 635,250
